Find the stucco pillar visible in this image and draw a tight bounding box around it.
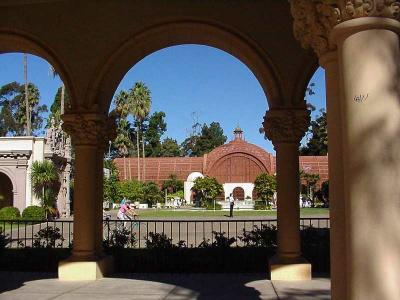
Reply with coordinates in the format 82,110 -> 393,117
263,108 -> 310,280
319,51 -> 347,300
332,17 -> 400,300
291,2 -> 400,298
58,113 -> 114,280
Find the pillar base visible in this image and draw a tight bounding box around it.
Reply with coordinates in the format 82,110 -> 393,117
58,255 -> 114,280
268,255 -> 312,280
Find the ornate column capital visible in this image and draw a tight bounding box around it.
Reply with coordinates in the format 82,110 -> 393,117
62,113 -> 116,147
262,109 -> 310,145
290,0 -> 400,56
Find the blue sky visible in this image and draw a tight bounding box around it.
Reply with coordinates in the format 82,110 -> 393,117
0,45 -> 326,153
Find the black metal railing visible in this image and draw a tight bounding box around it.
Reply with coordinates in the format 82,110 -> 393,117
0,217 -> 330,249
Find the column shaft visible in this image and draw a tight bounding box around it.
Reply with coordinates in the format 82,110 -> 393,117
320,52 -> 347,300
72,144 -> 97,259
95,148 -> 105,256
335,19 -> 400,300
276,143 -> 300,260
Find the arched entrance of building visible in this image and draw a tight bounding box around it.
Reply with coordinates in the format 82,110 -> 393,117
232,186 -> 244,200
0,172 -> 13,208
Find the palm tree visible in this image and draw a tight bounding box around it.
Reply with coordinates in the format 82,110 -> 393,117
113,91 -> 132,177
31,160 -> 59,219
24,54 -> 31,135
129,82 -> 151,181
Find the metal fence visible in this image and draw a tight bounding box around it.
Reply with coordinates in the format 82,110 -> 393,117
0,217 -> 330,249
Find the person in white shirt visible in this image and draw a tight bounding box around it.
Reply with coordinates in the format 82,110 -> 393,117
229,193 -> 234,217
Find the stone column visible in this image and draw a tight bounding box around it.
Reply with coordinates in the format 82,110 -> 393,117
263,108 -> 310,280
58,112 -> 113,280
291,1 -> 400,298
333,17 -> 400,300
319,51 -> 347,300
95,117 -> 116,256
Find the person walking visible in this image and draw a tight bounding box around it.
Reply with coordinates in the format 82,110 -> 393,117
229,193 -> 234,217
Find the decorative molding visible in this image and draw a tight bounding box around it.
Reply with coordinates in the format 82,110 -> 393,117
262,109 -> 310,144
291,0 -> 400,56
62,113 -> 116,147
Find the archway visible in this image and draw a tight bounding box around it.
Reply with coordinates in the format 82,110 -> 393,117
232,186 -> 244,200
0,172 -> 13,208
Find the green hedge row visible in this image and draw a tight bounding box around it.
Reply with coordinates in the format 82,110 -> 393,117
0,206 -> 45,221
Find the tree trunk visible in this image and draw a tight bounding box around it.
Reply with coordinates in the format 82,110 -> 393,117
142,134 -> 145,182
61,84 -> 65,115
123,156 -> 127,180
136,125 -> 140,181
24,53 -> 31,136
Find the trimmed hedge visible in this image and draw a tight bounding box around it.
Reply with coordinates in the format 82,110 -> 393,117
22,206 -> 45,221
0,206 -> 20,220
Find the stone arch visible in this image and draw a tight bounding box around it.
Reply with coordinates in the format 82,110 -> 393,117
89,21 -> 284,112
0,171 -> 14,208
0,29 -> 77,108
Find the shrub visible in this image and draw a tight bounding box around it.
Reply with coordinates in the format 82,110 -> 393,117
240,224 -> 277,249
145,232 -> 173,249
22,206 -> 45,220
254,201 -> 267,210
0,206 -> 20,220
103,227 -> 136,249
32,226 -> 64,248
205,202 -> 222,210
0,228 -> 10,249
211,231 -> 236,248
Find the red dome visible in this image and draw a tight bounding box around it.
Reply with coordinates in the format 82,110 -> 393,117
204,138 -> 274,183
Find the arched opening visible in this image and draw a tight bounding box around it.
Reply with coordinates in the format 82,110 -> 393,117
0,172 -> 13,208
0,47 -> 73,217
232,186 -> 244,201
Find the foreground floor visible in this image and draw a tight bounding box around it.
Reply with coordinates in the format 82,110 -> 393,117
0,272 -> 330,300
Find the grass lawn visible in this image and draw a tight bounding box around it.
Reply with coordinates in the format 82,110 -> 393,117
125,208 -> 329,218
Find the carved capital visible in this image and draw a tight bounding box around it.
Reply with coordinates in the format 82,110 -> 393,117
291,0 -> 400,56
262,109 -> 310,145
62,113 -> 116,147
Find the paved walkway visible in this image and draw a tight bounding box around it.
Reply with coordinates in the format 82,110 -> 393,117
0,272 -> 330,300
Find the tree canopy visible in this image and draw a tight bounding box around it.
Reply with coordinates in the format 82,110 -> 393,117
300,109 -> 328,156
181,122 -> 227,156
192,176 -> 223,204
254,173 -> 276,207
0,82 -> 47,136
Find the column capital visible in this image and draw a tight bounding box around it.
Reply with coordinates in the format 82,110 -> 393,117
290,0 -> 400,56
262,109 -> 310,145
62,113 -> 116,147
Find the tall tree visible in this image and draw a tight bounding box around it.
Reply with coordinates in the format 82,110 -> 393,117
0,82 -> 47,136
24,54 -> 31,135
129,82 -> 151,181
159,138 -> 181,157
111,91 -> 134,178
144,111 -> 167,157
300,109 -> 328,155
181,122 -> 227,156
47,86 -> 71,127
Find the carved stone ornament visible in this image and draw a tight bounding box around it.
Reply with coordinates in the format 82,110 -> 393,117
262,109 -> 310,144
62,113 -> 116,147
291,0 -> 400,56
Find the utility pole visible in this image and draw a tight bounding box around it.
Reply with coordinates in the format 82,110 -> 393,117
24,53 -> 31,136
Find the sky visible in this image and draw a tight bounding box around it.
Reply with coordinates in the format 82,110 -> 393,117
0,45 -> 326,153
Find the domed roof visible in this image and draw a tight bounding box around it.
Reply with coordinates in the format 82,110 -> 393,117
204,137 -> 274,174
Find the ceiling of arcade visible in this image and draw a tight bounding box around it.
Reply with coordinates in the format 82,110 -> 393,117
0,0 -> 317,113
